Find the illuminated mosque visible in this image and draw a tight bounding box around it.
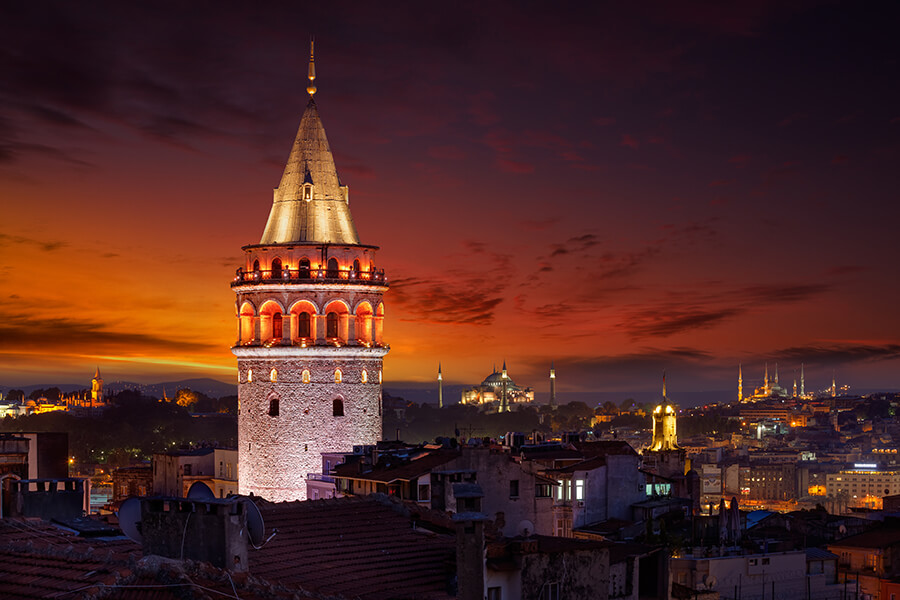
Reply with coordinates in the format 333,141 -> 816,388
738,363 -> 809,403
460,361 -> 534,412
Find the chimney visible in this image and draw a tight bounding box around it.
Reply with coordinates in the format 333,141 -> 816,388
140,498 -> 250,572
452,483 -> 486,600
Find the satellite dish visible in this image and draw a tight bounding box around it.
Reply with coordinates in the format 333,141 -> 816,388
117,497 -> 143,544
241,498 -> 265,546
517,520 -> 535,538
187,481 -> 215,500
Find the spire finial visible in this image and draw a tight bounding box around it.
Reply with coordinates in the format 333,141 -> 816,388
662,370 -> 667,399
307,38 -> 317,97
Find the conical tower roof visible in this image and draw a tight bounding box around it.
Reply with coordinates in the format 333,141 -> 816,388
259,97 -> 360,245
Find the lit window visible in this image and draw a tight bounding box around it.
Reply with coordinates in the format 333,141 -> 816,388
361,369 -> 368,383
575,479 -> 585,501
247,369 -> 252,382
270,368 -> 277,382
302,369 -> 311,384
334,369 -> 342,383
378,370 -> 383,384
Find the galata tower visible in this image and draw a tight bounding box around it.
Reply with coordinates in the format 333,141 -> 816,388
232,44 -> 388,501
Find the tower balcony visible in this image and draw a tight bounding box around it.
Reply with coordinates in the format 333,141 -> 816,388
231,267 -> 388,288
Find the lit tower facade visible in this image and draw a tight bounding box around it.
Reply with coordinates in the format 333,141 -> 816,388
231,46 -> 388,502
737,364 -> 743,403
644,373 -> 685,478
650,375 -> 679,451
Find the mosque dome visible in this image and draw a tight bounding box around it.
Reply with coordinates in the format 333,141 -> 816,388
481,371 -> 516,388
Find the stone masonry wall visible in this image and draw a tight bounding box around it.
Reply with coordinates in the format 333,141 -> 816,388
236,350 -> 385,502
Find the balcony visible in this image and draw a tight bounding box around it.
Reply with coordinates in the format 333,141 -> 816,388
231,268 -> 388,288
307,473 -> 335,483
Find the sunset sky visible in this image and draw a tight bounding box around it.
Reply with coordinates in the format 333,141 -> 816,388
2,2 -> 899,398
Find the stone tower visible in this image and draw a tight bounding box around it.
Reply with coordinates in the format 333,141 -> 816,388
650,375 -> 679,452
91,367 -> 104,407
231,46 -> 388,502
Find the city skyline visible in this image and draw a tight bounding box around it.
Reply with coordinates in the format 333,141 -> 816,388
2,2 -> 899,393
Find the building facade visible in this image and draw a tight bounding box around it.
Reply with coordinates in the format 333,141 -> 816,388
232,49 -> 388,501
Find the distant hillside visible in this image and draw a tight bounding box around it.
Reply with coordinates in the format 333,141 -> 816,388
1,378 -> 237,400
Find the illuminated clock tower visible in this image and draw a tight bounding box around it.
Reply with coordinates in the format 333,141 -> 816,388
231,44 -> 388,501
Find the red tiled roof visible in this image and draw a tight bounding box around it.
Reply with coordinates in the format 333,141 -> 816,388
828,527 -> 900,550
575,440 -> 639,457
333,449 -> 460,484
251,495 -> 455,600
548,455 -> 608,474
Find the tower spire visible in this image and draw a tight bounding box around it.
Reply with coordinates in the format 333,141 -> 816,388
764,363 -> 769,393
738,364 -> 743,403
662,371 -> 667,399
801,363 -> 805,397
307,38 -> 317,97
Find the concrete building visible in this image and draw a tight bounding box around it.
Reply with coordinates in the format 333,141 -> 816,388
550,441 -> 646,537
669,548 -> 840,600
828,528 -> 900,600
232,44 -> 388,502
826,465 -> 900,509
433,446 -> 556,537
152,447 -> 237,498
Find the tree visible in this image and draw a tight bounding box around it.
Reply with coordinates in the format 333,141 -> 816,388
175,389 -> 199,411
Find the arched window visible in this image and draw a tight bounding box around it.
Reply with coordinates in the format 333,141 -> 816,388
361,369 -> 368,383
269,368 -> 277,383
247,369 -> 253,382
253,259 -> 260,272
298,312 -> 311,338
268,398 -> 279,417
326,312 -> 339,338
302,369 -> 311,384
333,398 -> 344,417
378,370 -> 382,384
299,258 -> 311,279
334,369 -> 343,383
352,259 -> 360,276
271,258 -> 282,279
327,257 -> 339,279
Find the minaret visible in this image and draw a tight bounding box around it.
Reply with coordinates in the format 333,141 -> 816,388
737,364 -> 743,403
500,360 -> 509,412
793,378 -> 798,397
549,361 -> 557,410
774,363 -> 779,386
832,371 -> 837,398
232,44 -> 388,501
437,363 -> 443,409
801,363 -> 806,397
764,363 -> 769,394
